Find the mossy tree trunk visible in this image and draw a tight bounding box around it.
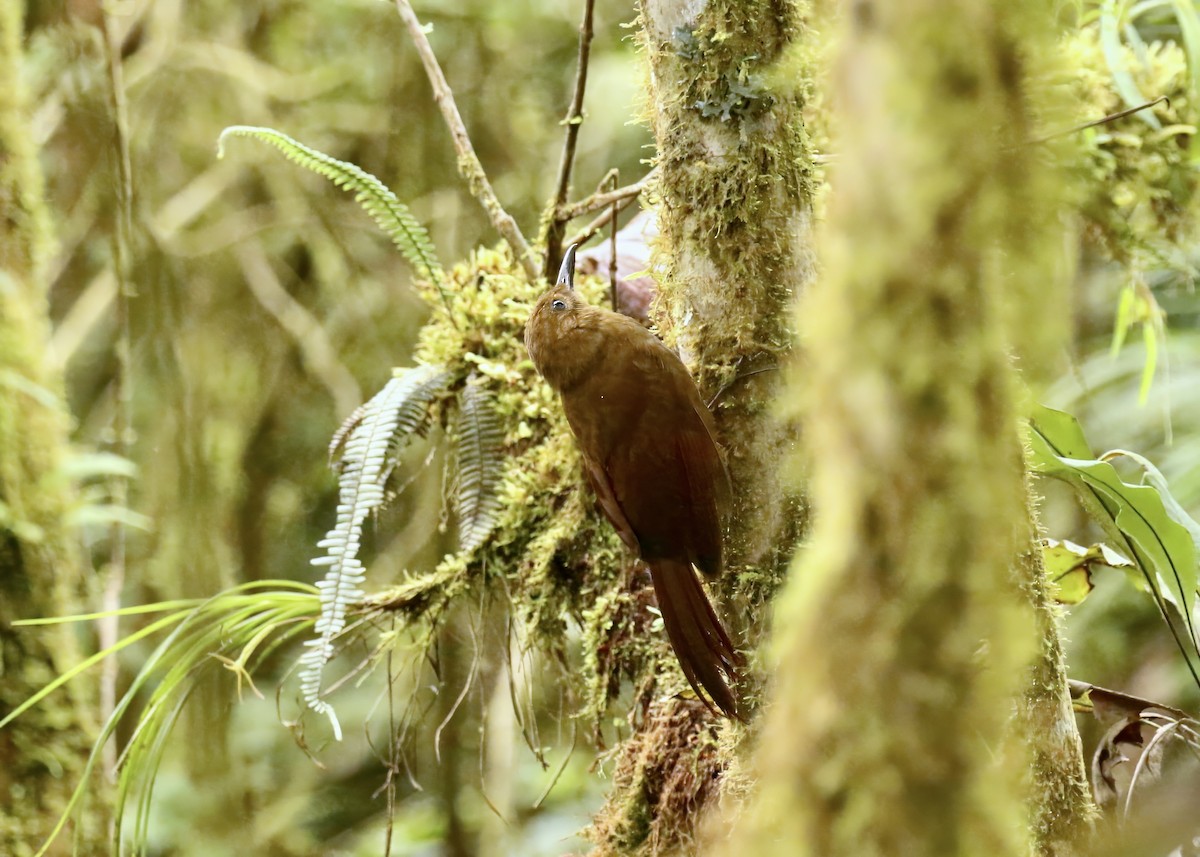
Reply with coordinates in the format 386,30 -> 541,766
724,1 -> 1094,855
587,1 -> 814,854
645,0 -> 813,576
0,0 -> 108,852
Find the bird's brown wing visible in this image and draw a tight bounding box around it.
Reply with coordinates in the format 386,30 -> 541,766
673,425 -> 727,577
580,455 -> 640,554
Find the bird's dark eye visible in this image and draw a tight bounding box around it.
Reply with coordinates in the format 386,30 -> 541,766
551,299 -> 567,311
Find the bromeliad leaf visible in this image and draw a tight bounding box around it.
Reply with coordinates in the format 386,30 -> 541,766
217,125 -> 444,285
1027,404 -> 1199,653
454,376 -> 504,553
301,363 -> 449,739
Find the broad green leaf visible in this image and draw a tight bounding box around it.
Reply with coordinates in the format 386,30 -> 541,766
1027,405 -> 1198,646
1042,538 -> 1133,604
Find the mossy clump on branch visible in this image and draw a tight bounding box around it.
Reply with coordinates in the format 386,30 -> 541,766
1067,26 -> 1199,264
362,245 -> 678,725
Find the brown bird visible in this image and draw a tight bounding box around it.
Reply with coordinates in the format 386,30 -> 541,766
524,244 -> 741,718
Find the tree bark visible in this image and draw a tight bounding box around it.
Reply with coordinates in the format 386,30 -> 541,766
0,0 -> 108,851
725,2 -> 1094,855
644,0 -> 813,576
587,1 -> 815,853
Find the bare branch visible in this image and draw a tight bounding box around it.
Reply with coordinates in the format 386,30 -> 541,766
393,0 -> 537,279
542,0 -> 597,281
562,167 -> 656,221
564,180 -> 649,249
99,3 -> 137,781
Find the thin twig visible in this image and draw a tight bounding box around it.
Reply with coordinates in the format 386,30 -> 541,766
543,0 -> 598,281
562,168 -> 656,221
393,0 -> 537,279
1026,96 -> 1168,146
607,170 -> 618,312
235,241 -> 362,416
818,97 -> 1171,163
564,190 -> 643,250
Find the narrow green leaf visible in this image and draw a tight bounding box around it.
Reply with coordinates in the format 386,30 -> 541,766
59,450 -> 139,481
1100,1 -> 1163,129
0,611 -> 186,729
1138,321 -> 1157,405
1111,284 -> 1135,357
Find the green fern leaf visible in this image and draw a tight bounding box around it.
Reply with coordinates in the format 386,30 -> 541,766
301,363 -> 450,738
454,376 -> 505,553
217,125 -> 444,285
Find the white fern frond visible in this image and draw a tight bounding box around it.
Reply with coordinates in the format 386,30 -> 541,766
300,363 -> 448,738
455,377 -> 505,553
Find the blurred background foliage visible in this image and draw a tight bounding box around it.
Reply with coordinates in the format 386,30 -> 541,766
23,0 -> 649,853
12,0 -> 1200,853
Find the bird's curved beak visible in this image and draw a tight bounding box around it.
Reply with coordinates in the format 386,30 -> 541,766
556,244 -> 578,290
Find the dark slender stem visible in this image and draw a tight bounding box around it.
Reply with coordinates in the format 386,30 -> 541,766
543,0 -> 597,282
1027,96 -> 1168,147
607,170 -> 618,312
394,0 -> 537,279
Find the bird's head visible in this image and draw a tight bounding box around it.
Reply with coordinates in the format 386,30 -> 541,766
524,244 -> 594,385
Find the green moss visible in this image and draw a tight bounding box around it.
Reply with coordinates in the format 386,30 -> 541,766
588,701 -> 732,856
645,0 -> 813,371
0,0 -> 108,850
1066,27 -> 1198,264
364,245 -> 702,727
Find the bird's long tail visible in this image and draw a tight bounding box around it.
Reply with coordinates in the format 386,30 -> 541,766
647,559 -> 742,719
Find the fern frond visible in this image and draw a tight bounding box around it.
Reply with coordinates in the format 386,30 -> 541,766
217,125 -> 445,287
301,363 -> 450,738
454,376 -> 505,553
385,363 -> 451,451
328,402 -> 368,465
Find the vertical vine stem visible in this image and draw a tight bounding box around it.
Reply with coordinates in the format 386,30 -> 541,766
100,3 -> 137,780
607,170 -> 618,312
393,0 -> 538,280
543,0 -> 597,281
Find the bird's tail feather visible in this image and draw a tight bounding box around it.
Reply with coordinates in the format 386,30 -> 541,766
648,559 -> 742,719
